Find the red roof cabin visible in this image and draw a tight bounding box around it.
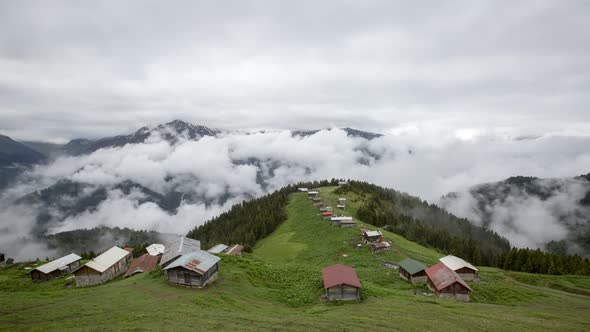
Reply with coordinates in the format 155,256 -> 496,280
322,264 -> 362,301
425,262 -> 472,301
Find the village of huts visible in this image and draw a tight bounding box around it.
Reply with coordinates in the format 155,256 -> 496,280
1,185 -> 483,308
306,188 -> 478,302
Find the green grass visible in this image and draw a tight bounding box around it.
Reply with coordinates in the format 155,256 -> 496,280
1,187 -> 590,331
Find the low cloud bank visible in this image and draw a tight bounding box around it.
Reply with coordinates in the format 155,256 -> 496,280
2,127 -> 590,260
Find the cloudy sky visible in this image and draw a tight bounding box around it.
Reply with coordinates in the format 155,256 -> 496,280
0,0 -> 589,142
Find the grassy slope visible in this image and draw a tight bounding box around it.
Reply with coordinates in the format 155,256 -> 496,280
1,187 -> 589,331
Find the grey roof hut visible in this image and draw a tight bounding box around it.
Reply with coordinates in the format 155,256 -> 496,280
30,253 -> 82,282
164,250 -> 220,288
159,236 -> 201,267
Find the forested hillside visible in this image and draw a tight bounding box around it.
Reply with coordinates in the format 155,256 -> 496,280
186,179 -> 340,249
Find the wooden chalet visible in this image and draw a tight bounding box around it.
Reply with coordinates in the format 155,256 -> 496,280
159,236 -> 201,267
439,255 -> 479,281
425,262 -> 472,301
30,253 -> 82,282
322,264 -> 362,301
225,244 -> 244,257
164,250 -> 220,288
124,253 -> 161,278
74,246 -> 132,287
398,258 -> 427,284
362,230 -> 382,243
307,190 -> 320,198
331,216 -> 356,227
146,243 -> 165,256
321,211 -> 334,219
370,241 -> 391,253
207,244 -> 229,254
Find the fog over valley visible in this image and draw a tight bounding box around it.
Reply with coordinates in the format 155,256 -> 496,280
2,121 -> 590,259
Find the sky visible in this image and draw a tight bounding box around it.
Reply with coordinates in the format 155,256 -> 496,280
1,0 -> 589,142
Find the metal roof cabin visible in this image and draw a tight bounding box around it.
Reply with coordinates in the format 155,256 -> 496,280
146,243 -> 165,256
30,253 -> 82,282
124,253 -> 161,278
159,236 -> 201,267
370,241 -> 391,253
331,216 -> 356,227
426,262 -> 472,301
363,230 -> 382,243
207,244 -> 229,254
439,255 -> 479,281
322,264 -> 361,301
73,246 -> 132,287
225,244 -> 244,257
398,258 -> 428,284
164,250 -> 220,288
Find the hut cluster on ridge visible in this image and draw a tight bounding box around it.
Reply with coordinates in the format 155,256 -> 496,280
301,187 -> 478,302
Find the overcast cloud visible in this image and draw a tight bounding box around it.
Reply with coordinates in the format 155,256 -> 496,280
1,1 -> 589,141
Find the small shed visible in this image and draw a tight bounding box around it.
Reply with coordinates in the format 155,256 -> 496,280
363,230 -> 382,243
321,211 -> 334,219
74,246 -> 132,287
30,253 -> 82,282
322,264 -> 362,301
426,262 -> 472,301
439,255 -> 479,281
370,241 -> 391,252
124,253 -> 161,278
225,244 -> 244,257
398,258 -> 427,283
207,244 -> 229,254
164,250 -> 220,288
160,236 -> 201,267
331,216 -> 356,227
146,243 -> 165,256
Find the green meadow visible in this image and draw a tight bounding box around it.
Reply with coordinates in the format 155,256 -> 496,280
1,187 -> 590,331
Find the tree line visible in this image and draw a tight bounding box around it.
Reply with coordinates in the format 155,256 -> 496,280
186,179 -> 341,250
340,180 -> 590,276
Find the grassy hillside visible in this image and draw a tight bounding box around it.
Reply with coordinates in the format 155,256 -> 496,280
1,186 -> 590,331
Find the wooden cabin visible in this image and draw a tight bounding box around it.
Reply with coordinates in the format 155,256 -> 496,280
370,241 -> 391,253
74,246 -> 132,287
159,236 -> 201,267
30,253 -> 82,282
207,244 -> 229,254
362,230 -> 382,243
322,264 -> 362,301
225,244 -> 244,257
307,190 -> 320,198
439,255 -> 479,281
425,262 -> 472,301
146,243 -> 165,256
331,216 -> 356,227
124,253 -> 161,278
398,258 -> 427,284
163,250 -> 220,288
